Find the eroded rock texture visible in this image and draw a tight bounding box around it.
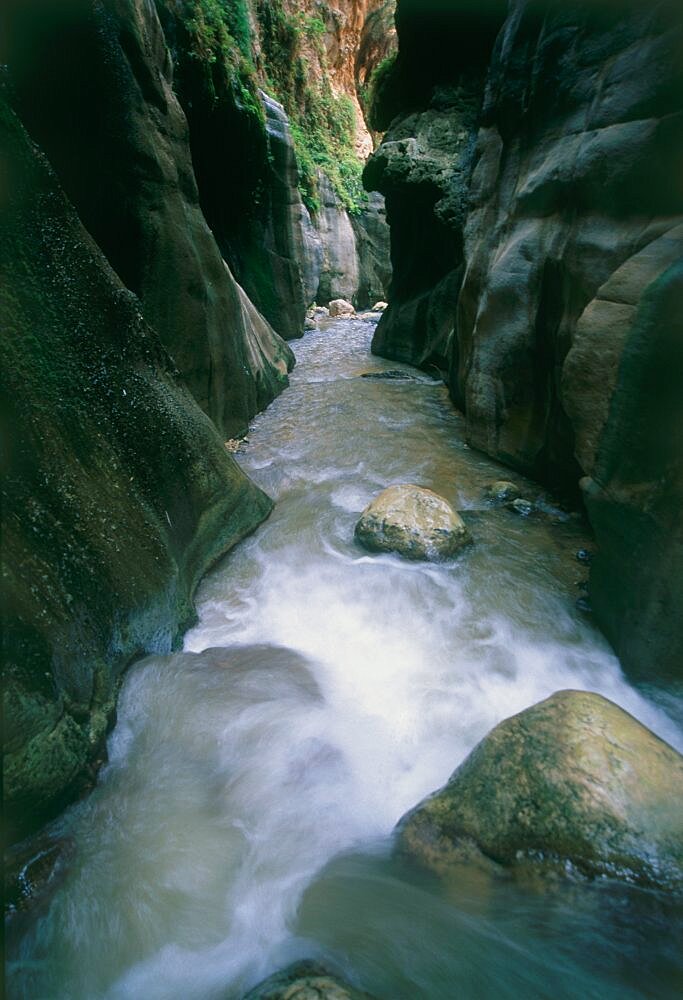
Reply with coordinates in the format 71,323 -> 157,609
6,0 -> 293,437
0,92 -> 273,842
366,0 -> 683,675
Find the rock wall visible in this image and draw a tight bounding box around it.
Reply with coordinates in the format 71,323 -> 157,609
0,89 -> 273,842
7,0 -> 294,437
366,0 -> 683,676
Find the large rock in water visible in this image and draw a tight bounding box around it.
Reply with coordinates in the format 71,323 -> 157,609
329,298 -> 356,318
398,691 -> 683,891
0,91 -> 272,843
364,0 -> 683,677
355,485 -> 471,560
242,961 -> 377,1000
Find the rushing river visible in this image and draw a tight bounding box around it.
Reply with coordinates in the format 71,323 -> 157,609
7,319 -> 683,999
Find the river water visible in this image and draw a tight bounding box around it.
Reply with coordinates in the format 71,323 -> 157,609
7,319 -> 683,998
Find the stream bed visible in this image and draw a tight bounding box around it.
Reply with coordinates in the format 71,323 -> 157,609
7,319 -> 683,999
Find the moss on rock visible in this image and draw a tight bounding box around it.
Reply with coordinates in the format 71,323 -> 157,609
398,690 -> 683,891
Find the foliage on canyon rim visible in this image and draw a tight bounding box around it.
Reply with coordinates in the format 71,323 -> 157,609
165,0 -> 367,215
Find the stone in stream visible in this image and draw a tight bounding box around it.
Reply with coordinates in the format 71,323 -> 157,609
355,485 -> 472,561
328,298 -> 356,317
359,370 -> 417,382
242,961 -> 378,1000
508,498 -> 536,517
397,690 -> 683,891
485,480 -> 522,503
372,301 -> 388,312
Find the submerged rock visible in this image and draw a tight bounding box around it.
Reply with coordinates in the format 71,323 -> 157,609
485,481 -> 522,503
355,485 -> 471,561
508,498 -> 536,517
397,691 -> 683,891
359,370 -> 417,381
242,961 -> 377,1000
329,298 -> 356,317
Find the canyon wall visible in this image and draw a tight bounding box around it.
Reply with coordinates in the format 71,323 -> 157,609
1,87 -> 273,842
2,0 -> 393,844
366,0 -> 683,676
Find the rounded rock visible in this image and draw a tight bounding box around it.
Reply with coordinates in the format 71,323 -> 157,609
397,690 -> 683,890
509,498 -> 535,517
328,298 -> 355,317
485,480 -> 522,502
355,484 -> 472,561
242,961 -> 377,1000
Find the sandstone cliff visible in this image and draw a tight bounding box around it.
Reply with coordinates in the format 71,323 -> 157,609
365,0 -> 683,676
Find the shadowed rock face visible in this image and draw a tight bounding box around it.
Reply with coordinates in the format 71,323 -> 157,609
0,91 -> 274,843
5,0 -> 293,438
365,0 -> 683,676
398,690 -> 683,891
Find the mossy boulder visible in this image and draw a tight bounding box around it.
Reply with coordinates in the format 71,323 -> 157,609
242,961 -> 377,1000
355,485 -> 471,560
398,690 -> 683,890
0,90 -> 272,843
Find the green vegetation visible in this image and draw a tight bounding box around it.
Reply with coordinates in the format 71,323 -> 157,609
170,0 -> 263,123
366,52 -> 398,132
161,1 -> 367,215
254,0 -> 366,215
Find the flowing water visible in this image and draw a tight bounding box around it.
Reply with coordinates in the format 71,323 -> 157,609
7,319 -> 683,999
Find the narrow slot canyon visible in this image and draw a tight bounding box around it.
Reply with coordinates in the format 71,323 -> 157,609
2,3 -> 683,998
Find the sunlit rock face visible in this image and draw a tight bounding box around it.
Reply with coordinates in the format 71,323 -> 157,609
398,690 -> 683,892
365,0 -> 683,676
0,93 -> 274,842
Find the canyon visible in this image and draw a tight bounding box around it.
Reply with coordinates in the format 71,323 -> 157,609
2,1 -> 683,997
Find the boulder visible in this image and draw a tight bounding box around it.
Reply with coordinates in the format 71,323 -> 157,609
329,298 -> 356,317
484,480 -> 521,503
355,485 -> 471,560
398,690 -> 683,890
372,301 -> 389,312
508,498 -> 536,517
242,961 -> 377,1000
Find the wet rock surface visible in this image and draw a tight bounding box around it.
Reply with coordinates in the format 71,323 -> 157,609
0,88 -> 273,842
398,690 -> 683,891
242,961 -> 378,1000
364,0 -> 683,677
355,484 -> 471,560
